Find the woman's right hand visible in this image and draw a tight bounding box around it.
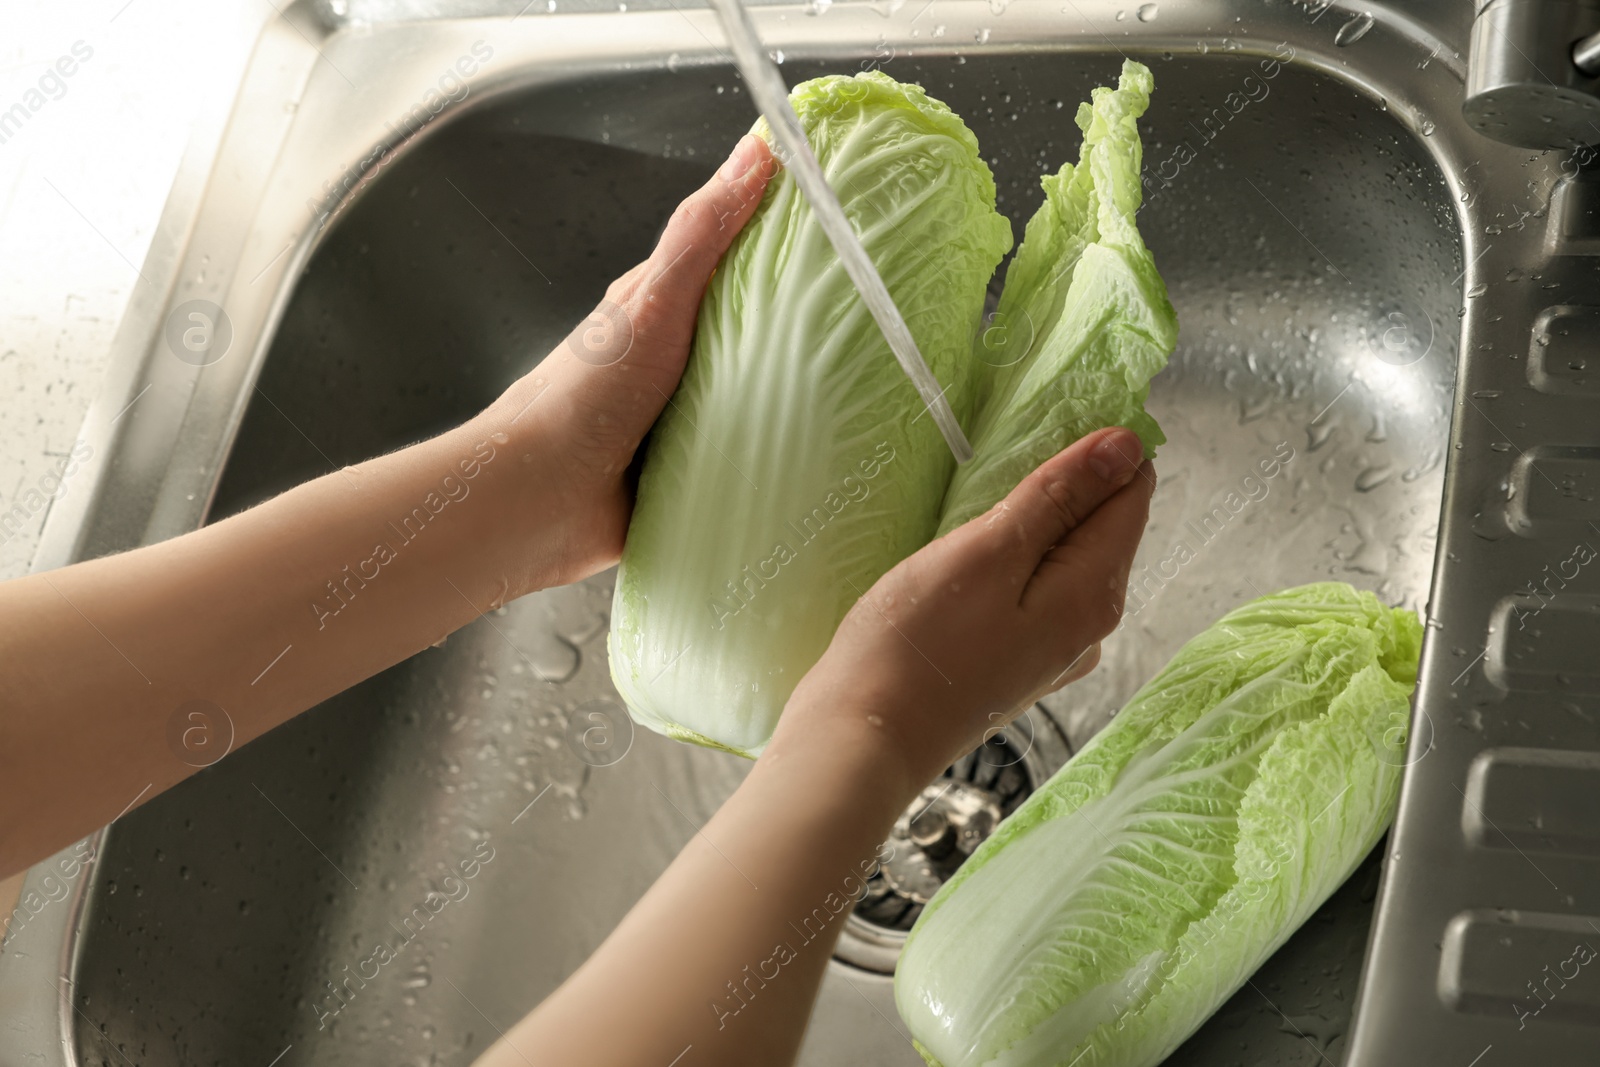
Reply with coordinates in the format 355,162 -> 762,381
773,426 -> 1156,805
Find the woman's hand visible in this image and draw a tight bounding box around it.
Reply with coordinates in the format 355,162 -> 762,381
775,427 -> 1156,806
480,134 -> 778,592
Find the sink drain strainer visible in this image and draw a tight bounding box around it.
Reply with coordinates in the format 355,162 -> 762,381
834,708 -> 1069,975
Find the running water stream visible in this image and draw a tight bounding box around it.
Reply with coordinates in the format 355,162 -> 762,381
707,0 -> 975,464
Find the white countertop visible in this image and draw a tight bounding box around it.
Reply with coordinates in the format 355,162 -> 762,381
0,0 -> 261,580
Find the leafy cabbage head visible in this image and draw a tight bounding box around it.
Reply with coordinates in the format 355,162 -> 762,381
894,583 -> 1423,1067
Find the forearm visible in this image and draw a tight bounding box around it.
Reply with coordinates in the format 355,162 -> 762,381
0,391 -> 565,878
478,713 -> 915,1067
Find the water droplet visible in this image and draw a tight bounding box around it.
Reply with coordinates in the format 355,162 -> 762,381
1467,283 -> 1488,298
1136,2 -> 1158,20
974,26 -> 991,42
1335,12 -> 1376,46
987,0 -> 1010,13
1355,466 -> 1395,492
803,0 -> 832,13
1238,394 -> 1273,423
530,636 -> 580,683
1471,389 -> 1503,400
666,52 -> 681,73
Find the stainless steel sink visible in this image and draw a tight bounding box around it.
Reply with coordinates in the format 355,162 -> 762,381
5,0 -> 1597,1064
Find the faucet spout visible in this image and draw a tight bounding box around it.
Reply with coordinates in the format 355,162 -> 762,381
1464,0 -> 1600,148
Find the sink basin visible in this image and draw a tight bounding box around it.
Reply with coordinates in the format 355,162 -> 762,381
9,2 -> 1596,1065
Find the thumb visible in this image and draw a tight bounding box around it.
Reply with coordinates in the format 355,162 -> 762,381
1027,459 -> 1155,623
564,135 -> 778,370
646,133 -> 777,310
979,427 -> 1148,575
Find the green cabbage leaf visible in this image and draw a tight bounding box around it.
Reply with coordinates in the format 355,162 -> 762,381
894,582 -> 1423,1067
938,61 -> 1176,533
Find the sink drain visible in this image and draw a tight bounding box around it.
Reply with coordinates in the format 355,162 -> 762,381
833,707 -> 1070,974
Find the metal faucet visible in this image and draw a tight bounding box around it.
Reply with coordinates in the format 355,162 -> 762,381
1465,0 -> 1600,147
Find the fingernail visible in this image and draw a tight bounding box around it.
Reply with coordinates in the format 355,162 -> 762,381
718,134 -> 764,181
1087,431 -> 1141,485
